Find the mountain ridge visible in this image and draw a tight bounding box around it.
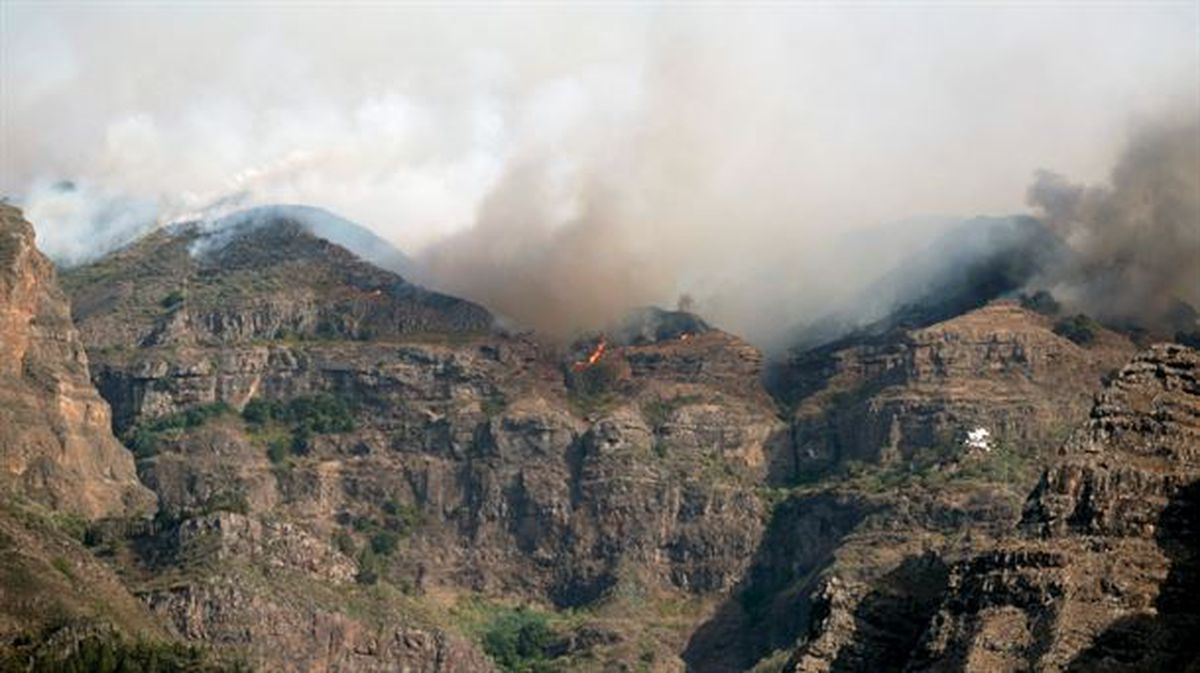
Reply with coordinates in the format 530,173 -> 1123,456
2,202 -> 1196,672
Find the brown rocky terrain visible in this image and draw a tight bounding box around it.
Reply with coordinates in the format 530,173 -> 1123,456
781,300 -> 1135,476
689,300 -> 1140,672
1,207 -> 490,671
0,205 -> 228,670
5,200 -> 1194,673
765,343 -> 1200,673
58,214 -> 789,671
0,204 -> 153,519
908,343 -> 1200,672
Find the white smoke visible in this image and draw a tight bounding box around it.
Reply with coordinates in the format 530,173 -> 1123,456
1,4 -> 1196,345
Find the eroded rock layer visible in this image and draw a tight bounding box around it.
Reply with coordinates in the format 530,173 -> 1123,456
0,204 -> 152,518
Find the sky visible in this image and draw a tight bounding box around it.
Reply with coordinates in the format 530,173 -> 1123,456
1,2 -> 1197,344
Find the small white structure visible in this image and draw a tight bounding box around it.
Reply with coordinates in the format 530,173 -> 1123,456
964,427 -> 993,452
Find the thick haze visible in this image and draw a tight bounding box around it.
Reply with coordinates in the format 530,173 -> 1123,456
1,3 -> 1196,345
1028,112 -> 1200,332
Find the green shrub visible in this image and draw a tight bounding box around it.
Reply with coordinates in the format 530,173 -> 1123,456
128,426 -> 162,459
201,491 -> 249,516
265,438 -> 290,464
381,499 -> 421,534
566,357 -> 623,417
291,426 -> 312,455
640,394 -> 704,428
50,556 -> 75,581
333,530 -> 356,557
3,630 -> 246,673
355,546 -> 384,585
241,398 -> 276,425
1053,314 -> 1100,345
482,395 -> 508,418
242,394 -> 355,432
183,402 -> 232,428
243,393 -> 355,458
160,289 -> 185,309
124,402 -> 232,458
286,394 -> 356,434
346,501 -> 420,562
370,530 -> 401,556
480,607 -> 558,673
569,357 -> 620,399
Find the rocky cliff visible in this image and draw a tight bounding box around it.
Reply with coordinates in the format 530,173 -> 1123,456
14,200 -> 1191,673
769,343 -> 1200,673
0,206 -> 227,669
61,215 -> 788,671
909,343 -> 1200,672
699,301 -> 1138,672
0,204 -> 153,519
780,301 -> 1134,476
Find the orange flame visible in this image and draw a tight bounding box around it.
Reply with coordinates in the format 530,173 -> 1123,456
678,333 -> 692,341
572,337 -> 608,371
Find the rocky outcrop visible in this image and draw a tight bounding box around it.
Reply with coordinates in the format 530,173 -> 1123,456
61,216 -> 789,670
105,507 -> 496,672
708,303 -> 1139,673
780,301 -> 1134,476
906,343 -> 1200,673
63,217 -> 492,353
0,499 -> 167,649
766,344 -> 1200,673
49,206 -> 1183,673
141,574 -> 492,673
1023,344 -> 1200,537
0,205 -> 153,518
98,329 -> 784,600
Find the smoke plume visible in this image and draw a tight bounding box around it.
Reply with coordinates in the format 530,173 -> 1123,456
1,4 -> 1197,346
1027,113 -> 1200,332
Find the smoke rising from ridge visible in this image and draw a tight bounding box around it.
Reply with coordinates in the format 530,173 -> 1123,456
1,4 -> 1197,345
1027,113 -> 1200,332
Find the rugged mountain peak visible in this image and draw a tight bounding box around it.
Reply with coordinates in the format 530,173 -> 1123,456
63,212 -> 492,350
0,204 -> 153,518
194,204 -> 415,275
50,202 -> 791,669
611,306 -> 712,345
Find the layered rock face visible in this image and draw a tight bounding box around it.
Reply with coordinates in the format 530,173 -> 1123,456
767,343 -> 1199,673
131,513 -> 491,673
0,204 -> 152,518
909,343 -> 1200,673
66,218 -> 491,354
61,217 -> 787,670
32,202 -> 1190,672
712,302 -> 1138,672
781,301 -> 1134,475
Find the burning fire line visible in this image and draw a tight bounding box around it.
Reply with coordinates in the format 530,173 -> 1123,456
572,337 -> 608,371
